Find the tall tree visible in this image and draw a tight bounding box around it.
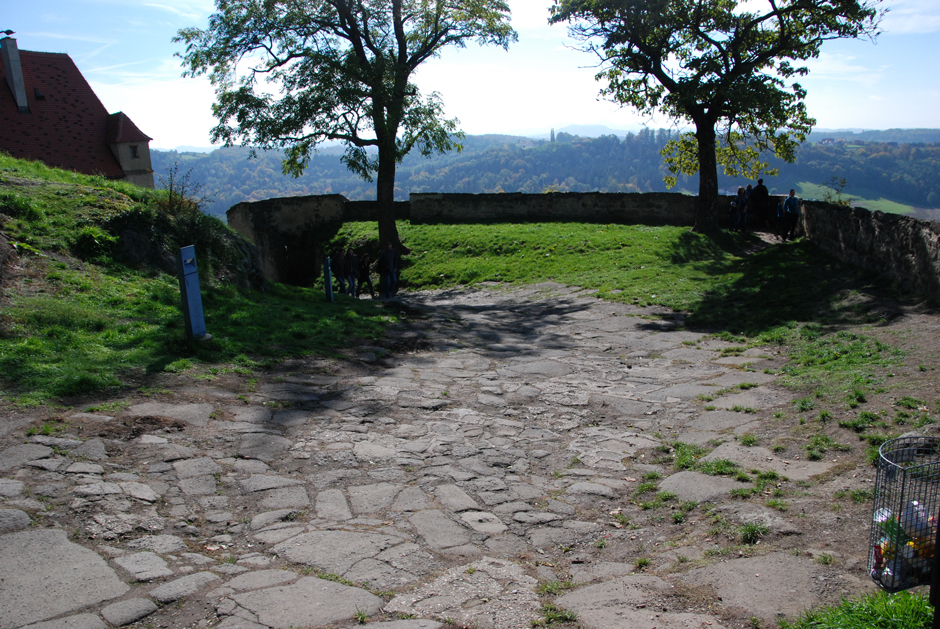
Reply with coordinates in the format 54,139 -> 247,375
176,0 -> 516,248
550,0 -> 882,231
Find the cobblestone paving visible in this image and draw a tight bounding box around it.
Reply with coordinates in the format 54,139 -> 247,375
0,284 -> 873,629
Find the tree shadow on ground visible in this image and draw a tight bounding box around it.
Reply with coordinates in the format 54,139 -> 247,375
667,231 -> 906,337
400,287 -> 595,359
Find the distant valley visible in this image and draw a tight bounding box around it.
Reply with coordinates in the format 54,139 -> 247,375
151,128 -> 940,221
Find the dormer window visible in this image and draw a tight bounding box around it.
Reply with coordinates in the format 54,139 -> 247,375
129,145 -> 139,159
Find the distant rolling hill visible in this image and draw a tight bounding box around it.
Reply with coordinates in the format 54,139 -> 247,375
151,130 -> 940,220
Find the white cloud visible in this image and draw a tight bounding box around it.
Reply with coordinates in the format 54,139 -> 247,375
24,31 -> 113,44
142,2 -> 205,20
803,52 -> 885,88
90,75 -> 219,148
881,0 -> 940,34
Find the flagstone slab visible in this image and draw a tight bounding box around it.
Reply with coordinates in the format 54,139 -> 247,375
657,471 -> 740,503
272,530 -> 404,573
384,557 -> 539,629
556,575 -> 726,629
676,552 -> 821,622
232,576 -> 382,629
409,509 -> 471,549
0,529 -> 128,628
0,444 -> 53,471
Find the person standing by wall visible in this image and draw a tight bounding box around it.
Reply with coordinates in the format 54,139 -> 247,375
377,242 -> 397,299
332,247 -> 348,294
781,189 -> 801,241
358,252 -> 376,298
733,186 -> 748,230
742,184 -> 754,231
345,247 -> 358,298
752,178 -> 770,228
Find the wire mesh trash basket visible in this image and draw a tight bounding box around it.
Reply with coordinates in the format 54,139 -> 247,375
869,436 -> 940,592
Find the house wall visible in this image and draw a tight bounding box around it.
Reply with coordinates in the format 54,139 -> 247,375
109,141 -> 155,188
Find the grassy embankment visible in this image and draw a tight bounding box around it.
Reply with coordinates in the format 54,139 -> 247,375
0,154 -> 392,405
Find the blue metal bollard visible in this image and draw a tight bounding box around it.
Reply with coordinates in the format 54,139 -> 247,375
176,245 -> 209,339
324,256 -> 334,302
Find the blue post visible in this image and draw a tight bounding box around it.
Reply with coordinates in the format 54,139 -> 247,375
324,256 -> 334,302
176,245 -> 209,339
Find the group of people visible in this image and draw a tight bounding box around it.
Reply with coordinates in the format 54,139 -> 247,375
329,243 -> 398,299
728,179 -> 801,241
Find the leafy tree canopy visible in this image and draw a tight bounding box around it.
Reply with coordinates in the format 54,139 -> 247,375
550,0 -> 883,230
176,0 -> 516,246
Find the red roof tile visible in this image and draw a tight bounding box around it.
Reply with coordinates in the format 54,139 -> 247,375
0,47 -> 127,178
107,111 -> 152,144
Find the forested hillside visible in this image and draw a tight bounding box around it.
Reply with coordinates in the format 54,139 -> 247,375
152,130 -> 940,219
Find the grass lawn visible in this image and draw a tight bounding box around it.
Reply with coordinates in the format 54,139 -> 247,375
796,182 -> 915,215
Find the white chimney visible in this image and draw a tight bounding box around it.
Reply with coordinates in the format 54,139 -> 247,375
1,37 -> 29,113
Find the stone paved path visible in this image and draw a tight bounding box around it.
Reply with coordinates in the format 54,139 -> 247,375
0,284 -> 876,629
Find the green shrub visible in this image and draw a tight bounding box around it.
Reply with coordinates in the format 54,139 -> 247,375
72,225 -> 117,259
0,190 -> 42,221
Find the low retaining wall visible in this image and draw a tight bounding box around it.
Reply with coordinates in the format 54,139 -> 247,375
226,192 -> 697,285
226,192 -> 940,300
410,192 -> 695,225
802,201 -> 940,300
227,194 -> 345,285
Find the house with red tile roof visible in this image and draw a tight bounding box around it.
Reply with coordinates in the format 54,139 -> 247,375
0,36 -> 154,187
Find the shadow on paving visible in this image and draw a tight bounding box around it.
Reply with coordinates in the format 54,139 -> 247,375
401,287 -> 596,357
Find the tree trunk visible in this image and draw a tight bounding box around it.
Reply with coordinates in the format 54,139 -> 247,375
375,145 -> 407,251
693,122 -> 720,233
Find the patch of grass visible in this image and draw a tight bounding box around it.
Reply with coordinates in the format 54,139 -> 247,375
633,557 -> 651,571
532,603 -> 578,626
355,607 -> 368,624
670,441 -> 710,470
642,471 -> 662,481
536,580 -> 574,596
739,433 -> 758,446
672,512 -> 686,524
766,499 -> 788,511
634,481 -> 659,495
816,553 -> 835,565
698,458 -> 740,476
839,410 -> 883,433
896,396 -> 926,410
795,397 -> 816,412
805,434 -> 851,460
731,487 -> 758,498
777,590 -> 931,629
740,522 -> 769,544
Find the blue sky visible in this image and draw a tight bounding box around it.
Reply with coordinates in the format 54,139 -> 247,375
6,0 -> 940,150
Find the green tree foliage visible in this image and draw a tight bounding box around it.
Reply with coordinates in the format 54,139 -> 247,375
175,0 -> 517,249
549,0 -> 883,231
